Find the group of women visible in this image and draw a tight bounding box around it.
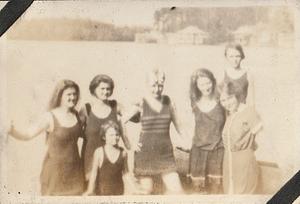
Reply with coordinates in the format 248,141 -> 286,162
8,43 -> 263,196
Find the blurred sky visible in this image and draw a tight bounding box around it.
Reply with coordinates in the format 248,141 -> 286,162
0,0 -> 289,27
1,1 -> 162,27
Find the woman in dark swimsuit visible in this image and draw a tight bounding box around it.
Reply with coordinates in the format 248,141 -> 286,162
222,43 -> 255,106
189,68 -> 225,194
80,74 -> 131,181
83,120 -> 133,195
9,80 -> 85,195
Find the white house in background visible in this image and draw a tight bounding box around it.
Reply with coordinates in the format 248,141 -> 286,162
232,25 -> 255,46
135,26 -> 209,45
167,26 -> 209,45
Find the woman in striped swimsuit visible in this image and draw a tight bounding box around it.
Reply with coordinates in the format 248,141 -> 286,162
123,69 -> 190,195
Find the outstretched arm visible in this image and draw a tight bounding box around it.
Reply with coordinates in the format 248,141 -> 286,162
8,112 -> 52,141
120,102 -> 141,124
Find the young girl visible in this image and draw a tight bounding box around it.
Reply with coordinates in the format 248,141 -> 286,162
189,68 -> 226,194
222,43 -> 255,106
80,74 -> 131,181
220,82 -> 263,194
83,120 -> 133,195
8,80 -> 85,195
123,68 -> 190,195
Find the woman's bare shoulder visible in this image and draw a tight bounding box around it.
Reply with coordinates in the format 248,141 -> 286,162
94,147 -> 104,157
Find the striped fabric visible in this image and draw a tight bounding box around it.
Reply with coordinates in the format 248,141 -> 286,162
134,96 -> 177,176
141,114 -> 171,133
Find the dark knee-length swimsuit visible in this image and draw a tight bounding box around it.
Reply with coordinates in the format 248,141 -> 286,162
189,103 -> 225,188
40,112 -> 85,196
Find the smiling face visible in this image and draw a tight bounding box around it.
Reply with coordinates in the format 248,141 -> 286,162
197,76 -> 213,97
60,87 -> 78,109
226,48 -> 243,69
220,92 -> 239,114
94,82 -> 113,101
104,127 -> 120,146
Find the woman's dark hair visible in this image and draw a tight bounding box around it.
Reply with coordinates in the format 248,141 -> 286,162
100,120 -> 121,141
224,43 -> 245,60
89,74 -> 114,97
48,79 -> 80,111
190,68 -> 217,107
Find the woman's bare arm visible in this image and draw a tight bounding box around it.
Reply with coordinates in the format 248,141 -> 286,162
120,97 -> 143,124
169,101 -> 191,149
124,150 -> 134,174
116,102 -> 132,150
8,112 -> 52,141
84,148 -> 103,195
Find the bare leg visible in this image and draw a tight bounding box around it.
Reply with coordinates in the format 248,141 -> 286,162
191,177 -> 208,194
162,172 -> 184,194
139,176 -> 153,195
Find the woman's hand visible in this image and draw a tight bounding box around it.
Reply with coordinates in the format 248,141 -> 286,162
180,134 -> 192,151
176,146 -> 190,153
132,142 -> 142,152
124,172 -> 138,184
232,131 -> 255,151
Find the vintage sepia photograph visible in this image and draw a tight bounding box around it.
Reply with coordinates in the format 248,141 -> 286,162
0,0 -> 299,203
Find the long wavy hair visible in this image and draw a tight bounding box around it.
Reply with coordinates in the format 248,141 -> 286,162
48,79 -> 80,111
189,68 -> 217,108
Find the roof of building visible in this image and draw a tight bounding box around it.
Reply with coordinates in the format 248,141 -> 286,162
178,26 -> 207,35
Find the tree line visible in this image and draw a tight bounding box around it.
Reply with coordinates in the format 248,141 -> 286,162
6,6 -> 293,44
7,18 -> 150,41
